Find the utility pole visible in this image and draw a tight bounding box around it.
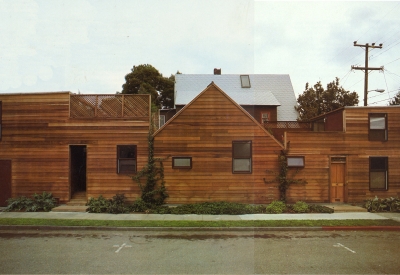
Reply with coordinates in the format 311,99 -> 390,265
351,41 -> 384,106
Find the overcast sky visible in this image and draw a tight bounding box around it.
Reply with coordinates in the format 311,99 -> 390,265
1,0 -> 400,106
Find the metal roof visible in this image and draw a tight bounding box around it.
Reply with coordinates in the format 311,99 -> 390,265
175,74 -> 298,121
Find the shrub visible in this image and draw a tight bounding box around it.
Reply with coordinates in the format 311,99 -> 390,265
86,195 -> 110,213
4,192 -> 56,212
265,200 -> 286,214
292,201 -> 309,213
86,194 -> 129,214
364,196 -> 400,212
107,194 -> 129,214
129,198 -> 150,213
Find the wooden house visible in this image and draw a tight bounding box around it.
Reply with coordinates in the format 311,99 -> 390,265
282,106 -> 400,203
153,82 -> 284,204
158,70 -> 298,127
0,92 -> 150,206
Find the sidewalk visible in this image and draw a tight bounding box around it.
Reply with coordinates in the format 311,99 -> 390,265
1,208 -> 399,221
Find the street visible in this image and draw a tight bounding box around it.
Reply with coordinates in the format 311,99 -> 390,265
0,229 -> 399,274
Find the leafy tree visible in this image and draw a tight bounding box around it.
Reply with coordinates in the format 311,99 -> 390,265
121,64 -> 175,109
389,91 -> 400,105
295,77 -> 359,121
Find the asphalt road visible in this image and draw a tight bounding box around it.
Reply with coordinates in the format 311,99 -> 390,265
0,229 -> 399,274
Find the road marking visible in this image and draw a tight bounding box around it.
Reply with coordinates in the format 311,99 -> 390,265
113,243 -> 132,253
333,243 -> 356,253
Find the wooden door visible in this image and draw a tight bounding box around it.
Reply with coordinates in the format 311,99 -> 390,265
330,163 -> 345,202
0,160 -> 12,206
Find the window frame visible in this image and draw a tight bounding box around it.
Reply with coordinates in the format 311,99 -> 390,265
172,156 -> 192,169
287,156 -> 305,168
159,115 -> 166,128
240,75 -> 251,88
368,113 -> 387,141
369,157 -> 388,191
232,140 -> 252,174
116,145 -> 137,174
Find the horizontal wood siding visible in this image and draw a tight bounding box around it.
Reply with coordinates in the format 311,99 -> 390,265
0,93 -> 149,202
154,86 -> 283,204
286,106 -> 400,202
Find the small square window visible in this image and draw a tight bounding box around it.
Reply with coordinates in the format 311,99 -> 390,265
117,145 -> 137,174
233,141 -> 252,173
172,157 -> 192,169
369,157 -> 388,191
287,156 -> 305,168
369,113 -> 387,141
240,75 -> 251,88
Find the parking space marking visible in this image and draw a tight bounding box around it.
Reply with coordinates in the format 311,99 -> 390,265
334,243 -> 356,253
113,243 -> 132,253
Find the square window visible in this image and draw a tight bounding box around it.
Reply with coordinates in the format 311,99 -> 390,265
172,157 -> 192,169
117,145 -> 137,174
369,157 -> 388,191
240,75 -> 251,88
369,113 -> 387,141
233,141 -> 252,173
287,156 -> 305,168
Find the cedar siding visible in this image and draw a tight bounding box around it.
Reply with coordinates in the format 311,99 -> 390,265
285,106 -> 400,203
154,83 -> 284,204
0,92 -> 150,203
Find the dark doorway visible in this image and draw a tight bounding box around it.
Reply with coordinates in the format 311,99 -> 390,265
70,145 -> 87,196
0,160 -> 12,206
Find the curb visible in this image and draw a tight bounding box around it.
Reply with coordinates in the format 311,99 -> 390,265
1,225 -> 400,231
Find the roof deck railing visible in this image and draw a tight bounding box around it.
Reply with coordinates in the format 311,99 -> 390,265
70,94 -> 149,118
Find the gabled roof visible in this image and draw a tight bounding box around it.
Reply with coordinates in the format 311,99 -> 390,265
174,74 -> 298,121
154,82 -> 284,148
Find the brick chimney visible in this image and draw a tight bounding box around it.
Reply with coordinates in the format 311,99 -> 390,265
214,68 -> 221,75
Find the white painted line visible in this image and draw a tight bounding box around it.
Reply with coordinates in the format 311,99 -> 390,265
113,243 -> 132,253
334,243 -> 356,253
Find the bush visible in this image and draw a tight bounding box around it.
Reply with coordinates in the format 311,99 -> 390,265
4,192 -> 56,212
364,196 -> 400,212
129,198 -> 150,213
86,194 -> 129,214
265,200 -> 286,214
292,201 -> 309,213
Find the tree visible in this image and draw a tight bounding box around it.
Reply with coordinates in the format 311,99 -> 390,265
121,64 -> 175,109
295,77 -> 359,121
389,91 -> 400,105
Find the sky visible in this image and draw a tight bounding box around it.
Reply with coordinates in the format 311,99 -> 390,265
1,0 -> 400,106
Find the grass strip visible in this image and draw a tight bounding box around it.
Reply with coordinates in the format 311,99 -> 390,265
0,218 -> 399,227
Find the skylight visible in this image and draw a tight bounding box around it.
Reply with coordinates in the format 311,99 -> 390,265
240,75 -> 251,88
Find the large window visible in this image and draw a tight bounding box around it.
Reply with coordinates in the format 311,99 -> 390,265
172,157 -> 192,169
369,113 -> 387,141
370,157 -> 388,191
117,145 -> 137,174
232,141 -> 252,173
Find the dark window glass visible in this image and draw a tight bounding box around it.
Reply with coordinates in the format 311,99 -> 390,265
117,145 -> 137,174
369,157 -> 388,191
232,141 -> 252,173
369,113 -> 387,141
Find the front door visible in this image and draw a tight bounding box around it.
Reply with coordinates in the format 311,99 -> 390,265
0,160 -> 12,206
70,145 -> 87,197
330,161 -> 346,202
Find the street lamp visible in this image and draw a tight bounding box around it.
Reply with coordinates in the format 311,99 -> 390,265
365,89 -> 385,106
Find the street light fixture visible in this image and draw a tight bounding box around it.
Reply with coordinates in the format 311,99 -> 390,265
365,89 -> 385,106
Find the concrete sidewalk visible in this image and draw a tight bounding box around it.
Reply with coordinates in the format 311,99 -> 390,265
0,210 -> 399,222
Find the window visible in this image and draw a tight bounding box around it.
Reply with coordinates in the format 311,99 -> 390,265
370,157 -> 388,191
232,141 -> 252,173
117,145 -> 137,174
172,157 -> 192,169
287,156 -> 305,168
261,113 -> 269,124
159,115 -> 166,128
369,113 -> 387,141
240,75 -> 251,88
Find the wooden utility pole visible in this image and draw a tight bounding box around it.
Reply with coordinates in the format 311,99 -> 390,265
351,42 -> 384,106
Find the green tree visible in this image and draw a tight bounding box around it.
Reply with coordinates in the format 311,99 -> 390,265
295,77 -> 359,121
121,64 -> 175,109
389,91 -> 400,105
